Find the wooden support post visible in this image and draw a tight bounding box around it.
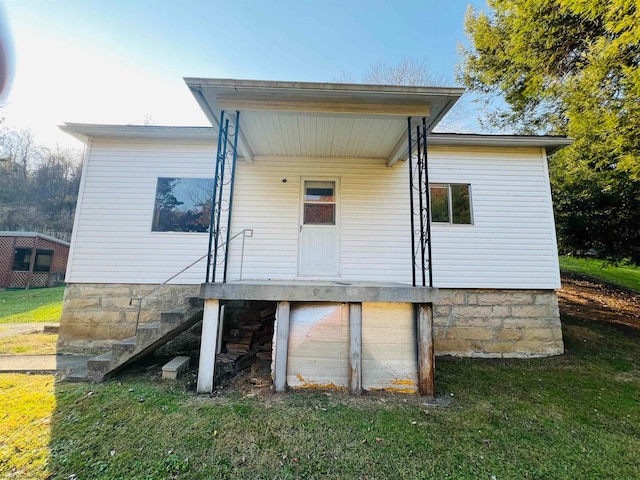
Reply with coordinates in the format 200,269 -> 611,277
348,302 -> 362,395
273,301 -> 290,393
197,299 -> 220,394
416,303 -> 435,397
216,304 -> 225,355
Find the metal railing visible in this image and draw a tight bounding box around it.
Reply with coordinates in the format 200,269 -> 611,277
131,228 -> 253,333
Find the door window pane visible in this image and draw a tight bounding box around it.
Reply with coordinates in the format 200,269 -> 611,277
303,181 -> 336,225
304,204 -> 335,225
305,181 -> 335,202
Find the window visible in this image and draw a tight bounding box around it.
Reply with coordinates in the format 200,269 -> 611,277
152,178 -> 215,232
430,184 -> 472,224
12,248 -> 32,271
303,181 -> 335,225
12,248 -> 53,272
34,250 -> 53,272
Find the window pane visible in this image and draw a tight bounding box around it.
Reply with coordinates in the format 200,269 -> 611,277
305,181 -> 335,202
430,186 -> 449,223
304,204 -> 335,225
34,250 -> 53,272
152,178 -> 214,232
12,248 -> 31,271
451,184 -> 472,224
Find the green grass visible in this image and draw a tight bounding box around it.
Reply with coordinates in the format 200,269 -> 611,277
0,331 -> 58,354
1,315 -> 639,479
559,256 -> 640,292
0,286 -> 65,324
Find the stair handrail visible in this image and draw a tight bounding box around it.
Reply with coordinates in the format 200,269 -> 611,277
132,228 -> 253,332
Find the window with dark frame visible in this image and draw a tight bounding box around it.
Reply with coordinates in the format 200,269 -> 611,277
12,248 -> 32,271
33,250 -> 53,272
151,177 -> 215,232
430,184 -> 472,225
12,248 -> 54,272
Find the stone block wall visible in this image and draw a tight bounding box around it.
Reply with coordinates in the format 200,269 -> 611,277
58,283 -> 200,353
433,289 -> 563,358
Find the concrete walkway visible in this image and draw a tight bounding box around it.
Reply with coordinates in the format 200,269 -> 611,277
0,322 -> 92,376
0,354 -> 92,374
0,322 -> 59,339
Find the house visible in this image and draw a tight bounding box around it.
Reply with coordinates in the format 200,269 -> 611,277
58,79 -> 570,395
0,231 -> 69,289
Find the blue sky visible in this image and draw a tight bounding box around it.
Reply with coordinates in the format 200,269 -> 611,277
2,0 -> 488,148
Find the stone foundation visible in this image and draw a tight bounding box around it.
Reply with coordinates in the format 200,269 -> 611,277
58,283 -> 200,354
433,289 -> 563,358
58,283 -> 563,358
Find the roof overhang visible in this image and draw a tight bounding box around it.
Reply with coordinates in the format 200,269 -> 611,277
0,231 -> 71,247
59,123 -> 216,143
185,78 -> 465,166
428,133 -> 573,155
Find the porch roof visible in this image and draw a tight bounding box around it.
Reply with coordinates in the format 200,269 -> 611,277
184,78 -> 464,166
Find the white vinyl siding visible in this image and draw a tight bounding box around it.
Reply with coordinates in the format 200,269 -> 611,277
68,139 -> 560,289
428,146 -> 560,289
225,156 -> 412,283
67,138 -> 218,284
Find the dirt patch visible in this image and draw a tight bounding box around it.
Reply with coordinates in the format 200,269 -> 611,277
558,274 -> 640,329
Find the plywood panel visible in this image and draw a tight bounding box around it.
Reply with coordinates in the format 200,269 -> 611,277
287,303 -> 348,389
362,303 -> 418,393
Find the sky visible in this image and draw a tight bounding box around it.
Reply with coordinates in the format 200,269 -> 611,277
1,0 -> 488,149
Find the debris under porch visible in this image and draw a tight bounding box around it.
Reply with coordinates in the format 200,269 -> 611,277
197,280 -> 438,397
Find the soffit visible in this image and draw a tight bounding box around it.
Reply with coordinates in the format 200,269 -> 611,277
185,78 -> 464,164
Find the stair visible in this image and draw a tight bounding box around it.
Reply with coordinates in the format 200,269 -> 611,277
67,296 -> 204,382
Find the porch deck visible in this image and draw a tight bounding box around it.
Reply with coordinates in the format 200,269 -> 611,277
200,280 -> 438,303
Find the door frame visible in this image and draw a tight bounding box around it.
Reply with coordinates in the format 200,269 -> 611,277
297,177 -> 341,277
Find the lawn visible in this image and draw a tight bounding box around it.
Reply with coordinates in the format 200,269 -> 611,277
0,286 -> 65,324
0,330 -> 58,354
559,256 -> 640,292
1,315 -> 638,479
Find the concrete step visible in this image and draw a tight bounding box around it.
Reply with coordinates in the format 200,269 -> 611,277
86,352 -> 113,381
67,297 -> 204,383
111,337 -> 137,365
160,312 -> 184,333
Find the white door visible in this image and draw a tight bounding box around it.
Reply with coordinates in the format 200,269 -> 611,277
298,180 -> 339,276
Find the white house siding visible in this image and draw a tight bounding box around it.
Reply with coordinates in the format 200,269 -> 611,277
428,146 -> 560,289
225,155 -> 413,283
226,147 -> 559,289
67,138 -> 218,284
69,140 -> 559,290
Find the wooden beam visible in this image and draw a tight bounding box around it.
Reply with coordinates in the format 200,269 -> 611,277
416,303 -> 435,397
217,96 -> 431,117
273,301 -> 291,393
386,130 -> 409,167
197,299 -> 220,394
348,303 -> 362,395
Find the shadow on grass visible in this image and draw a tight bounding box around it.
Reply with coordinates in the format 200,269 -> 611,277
28,316 -> 640,478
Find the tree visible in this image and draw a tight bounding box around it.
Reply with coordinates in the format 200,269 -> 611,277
459,0 -> 640,262
334,58 -> 471,132
0,127 -> 82,240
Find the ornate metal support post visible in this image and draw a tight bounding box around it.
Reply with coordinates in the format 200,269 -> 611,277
407,117 -> 433,287
206,110 -> 241,284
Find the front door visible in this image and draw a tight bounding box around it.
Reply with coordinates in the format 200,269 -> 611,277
298,179 -> 339,276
